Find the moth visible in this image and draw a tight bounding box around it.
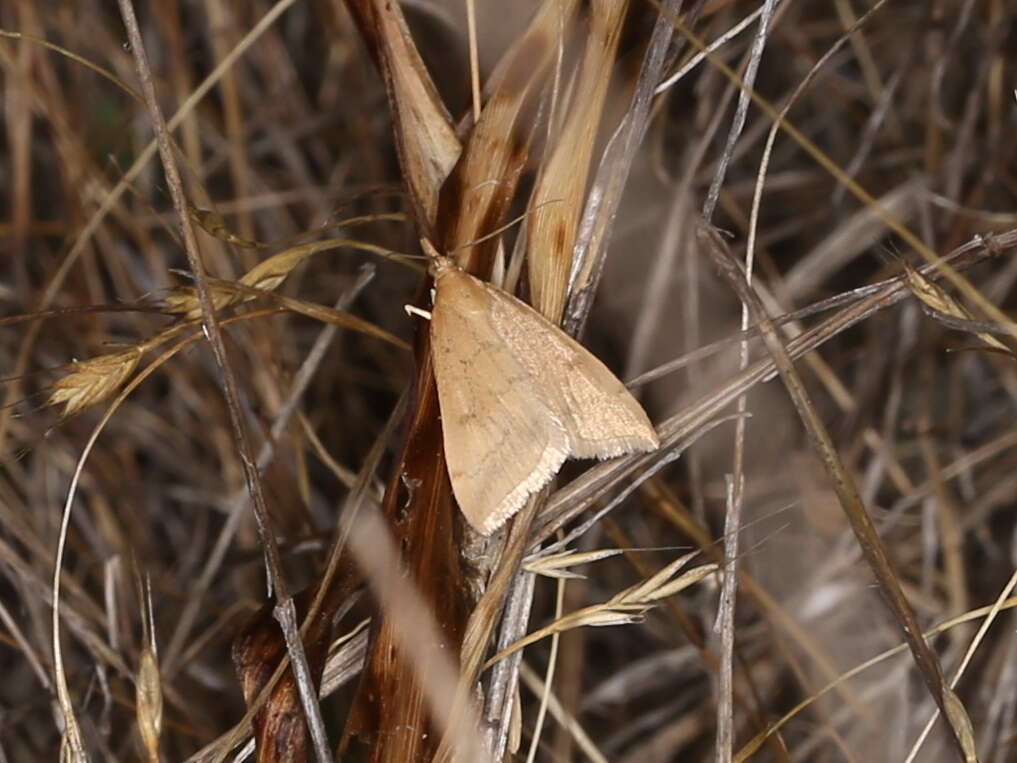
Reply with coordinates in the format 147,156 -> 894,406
412,245 -> 659,534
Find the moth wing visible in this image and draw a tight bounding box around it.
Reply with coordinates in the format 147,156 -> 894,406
484,285 -> 660,460
431,268 -> 570,534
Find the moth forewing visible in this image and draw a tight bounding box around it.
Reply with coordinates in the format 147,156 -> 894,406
430,262 -> 570,533
482,286 -> 659,458
428,255 -> 658,535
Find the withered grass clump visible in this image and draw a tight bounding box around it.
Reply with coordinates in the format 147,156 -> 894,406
1,2 -> 1016,762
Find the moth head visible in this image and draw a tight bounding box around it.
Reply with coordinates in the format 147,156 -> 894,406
420,239 -> 451,276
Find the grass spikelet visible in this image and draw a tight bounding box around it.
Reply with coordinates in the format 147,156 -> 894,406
161,286 -> 234,320
48,348 -> 142,416
8,3 -> 1017,760
136,647 -> 163,762
903,262 -> 1012,354
162,238 -> 401,320
486,553 -> 719,667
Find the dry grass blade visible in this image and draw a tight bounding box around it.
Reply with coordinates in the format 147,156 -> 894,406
533,233 -> 1009,545
343,0 -> 460,225
435,7 -> 560,261
525,0 -> 624,322
9,2 -> 1017,760
699,224 -> 974,758
518,662 -> 609,763
343,2 -> 586,760
117,3 -> 327,759
664,1 -> 1017,344
564,0 -> 687,333
0,0 -> 301,453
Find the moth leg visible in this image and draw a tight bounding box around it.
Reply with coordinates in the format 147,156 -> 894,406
405,304 -> 433,321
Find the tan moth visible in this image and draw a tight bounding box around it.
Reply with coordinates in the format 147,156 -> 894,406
410,242 -> 659,535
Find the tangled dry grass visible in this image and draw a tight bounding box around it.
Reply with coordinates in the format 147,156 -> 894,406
2,1 -> 1017,761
